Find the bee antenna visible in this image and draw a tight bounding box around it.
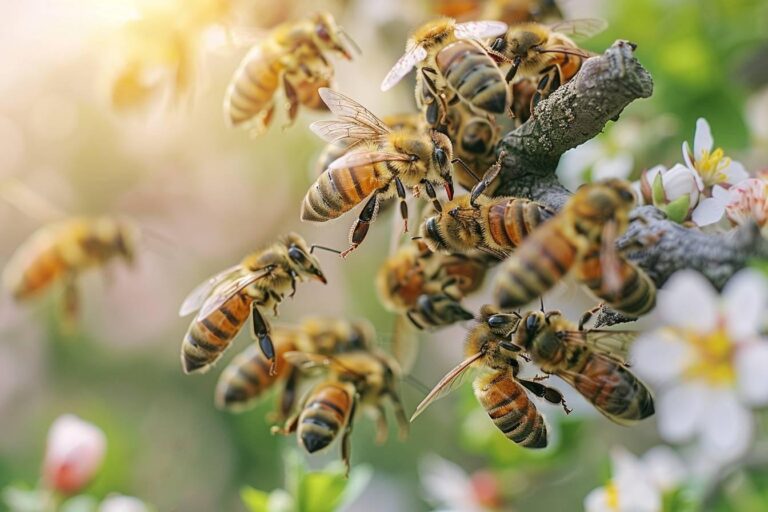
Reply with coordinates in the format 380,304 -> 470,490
310,244 -> 342,255
410,236 -> 422,241
539,296 -> 545,313
451,158 -> 480,182
339,29 -> 362,55
512,311 -> 522,319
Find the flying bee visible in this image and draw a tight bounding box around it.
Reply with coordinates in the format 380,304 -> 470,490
215,317 -> 374,419
178,233 -> 327,375
411,305 -> 570,448
2,216 -> 139,322
490,19 -> 607,111
224,12 -> 358,134
493,179 -> 657,318
302,89 -> 456,257
380,19 -> 509,126
514,309 -> 654,424
275,348 -> 408,474
421,154 -> 554,258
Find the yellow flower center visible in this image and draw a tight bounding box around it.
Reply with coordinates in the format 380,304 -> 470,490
605,481 -> 620,511
695,148 -> 731,186
678,326 -> 735,385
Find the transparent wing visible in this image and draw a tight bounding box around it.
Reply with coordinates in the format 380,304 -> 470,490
196,267 -> 273,319
559,329 -> 638,361
283,351 -> 365,378
454,21 -> 509,40
549,18 -> 608,39
310,120 -> 388,144
380,45 -> 428,91
600,220 -> 623,296
179,264 -> 243,317
410,352 -> 482,422
328,151 -> 413,170
318,88 -> 391,136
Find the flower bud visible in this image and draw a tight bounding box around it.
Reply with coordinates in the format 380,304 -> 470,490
640,164 -> 701,223
42,414 -> 106,494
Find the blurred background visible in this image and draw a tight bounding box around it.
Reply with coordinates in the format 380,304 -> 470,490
0,0 -> 767,510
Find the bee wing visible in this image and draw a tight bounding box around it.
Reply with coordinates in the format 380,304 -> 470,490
284,351 -> 366,378
196,267 -> 272,320
600,220 -> 623,296
317,88 -> 391,134
559,329 -> 639,361
454,21 -> 509,40
410,352 -> 483,422
310,120 -> 387,144
179,264 -> 244,317
391,315 -> 420,375
327,151 -> 413,170
380,45 -> 428,91
549,18 -> 608,39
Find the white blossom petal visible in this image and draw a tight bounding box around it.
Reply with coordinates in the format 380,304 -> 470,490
658,382 -> 708,443
692,197 -> 726,226
658,270 -> 718,332
735,342 -> 768,406
711,184 -> 731,201
693,118 -> 714,158
584,487 -> 612,512
641,446 -> 687,491
631,331 -> 692,385
722,269 -> 768,340
682,141 -> 695,171
420,455 -> 478,511
593,153 -> 634,181
700,390 -> 753,461
724,160 -> 749,184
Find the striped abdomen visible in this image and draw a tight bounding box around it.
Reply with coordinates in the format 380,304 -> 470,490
225,44 -> 283,127
181,291 -> 253,374
298,381 -> 355,453
485,198 -> 550,250
8,244 -> 70,299
475,371 -> 547,448
437,41 -> 507,114
214,335 -> 297,410
301,164 -> 386,222
494,221 -> 579,309
569,350 -> 654,423
577,249 -> 656,317
552,51 -> 584,85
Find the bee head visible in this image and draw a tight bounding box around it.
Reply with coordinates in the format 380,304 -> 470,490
516,310 -> 546,350
494,25 -> 545,60
572,178 -> 636,224
311,12 -> 357,60
282,233 -> 327,284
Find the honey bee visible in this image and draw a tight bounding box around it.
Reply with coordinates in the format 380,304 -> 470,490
215,317 -> 374,418
224,12 -> 357,133
2,216 -> 139,321
302,89 -> 456,256
179,233 -> 326,375
380,19 -> 509,125
490,19 -> 606,111
412,305 -> 569,448
514,309 -> 654,424
421,154 -> 553,258
442,103 -> 502,191
275,348 -> 408,473
493,179 -> 657,318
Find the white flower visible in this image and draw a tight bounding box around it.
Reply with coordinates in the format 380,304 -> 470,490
683,118 -> 748,189
725,177 -> 768,229
691,184 -> 730,226
639,164 -> 701,223
419,455 -> 500,512
42,414 -> 107,494
631,270 -> 768,463
584,446 -> 686,512
557,139 -> 634,192
99,494 -> 150,512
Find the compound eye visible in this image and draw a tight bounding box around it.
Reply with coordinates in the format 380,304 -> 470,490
487,314 -> 508,328
435,147 -> 447,168
316,24 -> 331,41
618,188 -> 635,203
288,245 -> 306,263
490,37 -> 505,52
525,315 -> 540,334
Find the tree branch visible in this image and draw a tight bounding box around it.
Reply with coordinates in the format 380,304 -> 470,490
488,40 -> 768,326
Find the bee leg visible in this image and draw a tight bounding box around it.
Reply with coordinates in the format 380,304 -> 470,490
395,177 -> 408,233
389,392 -> 409,441
270,410 -> 300,436
469,151 -> 506,206
61,275 -> 79,331
406,310 -> 426,330
341,395 -> 359,477
342,193 -> 379,257
578,304 -> 603,331
277,366 -> 301,421
283,76 -> 300,127
530,65 -> 559,114
520,379 -> 571,414
422,181 -> 442,213
288,270 -> 298,298
421,68 -> 449,124
374,405 -> 388,444
251,305 -> 277,375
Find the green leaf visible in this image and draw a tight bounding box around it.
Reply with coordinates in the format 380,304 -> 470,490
651,172 -> 667,206
241,486 -> 271,512
662,195 -> 691,224
297,470 -> 348,512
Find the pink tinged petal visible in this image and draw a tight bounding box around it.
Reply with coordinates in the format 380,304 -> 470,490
724,160 -> 749,184
658,270 -> 718,332
691,197 -> 726,226
641,446 -> 687,491
700,390 -> 754,461
43,415 -> 107,494
631,331 -> 692,385
658,382 -> 709,443
694,118 -> 714,158
735,341 -> 768,406
723,269 -> 768,340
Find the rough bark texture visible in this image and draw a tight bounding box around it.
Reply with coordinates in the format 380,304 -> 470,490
490,40 -> 768,326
